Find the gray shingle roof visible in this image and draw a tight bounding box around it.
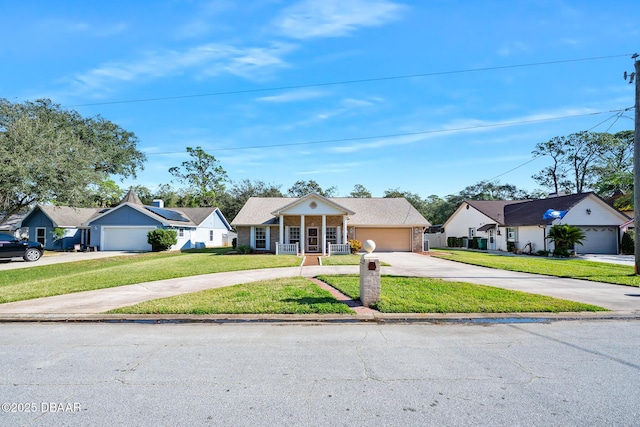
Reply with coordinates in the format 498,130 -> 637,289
231,197 -> 430,227
37,206 -> 103,227
463,192 -> 628,227
464,200 -> 521,225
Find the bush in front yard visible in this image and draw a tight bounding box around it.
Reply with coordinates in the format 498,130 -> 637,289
147,229 -> 178,251
621,231 -> 634,255
236,244 -> 253,254
348,239 -> 362,253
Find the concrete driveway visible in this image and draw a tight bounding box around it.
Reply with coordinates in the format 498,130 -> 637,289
0,250 -> 142,270
0,251 -> 639,316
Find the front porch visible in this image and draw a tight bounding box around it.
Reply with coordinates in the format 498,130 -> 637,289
272,212 -> 351,256
275,242 -> 350,256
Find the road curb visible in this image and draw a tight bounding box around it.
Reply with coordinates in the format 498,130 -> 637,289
1,311 -> 639,324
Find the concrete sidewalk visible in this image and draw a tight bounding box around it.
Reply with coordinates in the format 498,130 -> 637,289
0,252 -> 638,319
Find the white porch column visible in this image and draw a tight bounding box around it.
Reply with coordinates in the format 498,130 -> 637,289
279,215 -> 284,247
300,215 -> 305,256
343,215 -> 348,244
321,214 -> 327,256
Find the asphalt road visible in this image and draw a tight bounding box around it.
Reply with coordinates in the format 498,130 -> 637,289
1,321 -> 639,426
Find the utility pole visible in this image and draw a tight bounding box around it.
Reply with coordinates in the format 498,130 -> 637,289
629,54 -> 640,274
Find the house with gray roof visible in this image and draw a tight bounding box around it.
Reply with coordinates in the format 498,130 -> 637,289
442,192 -> 629,254
0,212 -> 29,238
231,193 -> 430,255
20,190 -> 234,251
20,206 -> 102,250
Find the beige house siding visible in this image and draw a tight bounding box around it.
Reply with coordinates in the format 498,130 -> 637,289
269,226 -> 278,251
236,227 -> 251,247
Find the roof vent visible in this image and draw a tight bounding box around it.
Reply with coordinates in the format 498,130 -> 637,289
547,192 -> 566,198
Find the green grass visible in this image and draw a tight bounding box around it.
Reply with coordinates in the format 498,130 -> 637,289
0,252 -> 301,303
317,275 -> 606,313
432,249 -> 640,287
321,254 -> 390,266
109,277 -> 353,315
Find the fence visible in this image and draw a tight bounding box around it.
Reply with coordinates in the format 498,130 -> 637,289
275,242 -> 299,255
328,243 -> 350,256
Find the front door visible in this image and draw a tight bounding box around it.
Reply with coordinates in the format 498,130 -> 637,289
488,228 -> 496,250
307,227 -> 319,252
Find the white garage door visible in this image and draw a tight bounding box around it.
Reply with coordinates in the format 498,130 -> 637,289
354,228 -> 412,252
577,226 -> 618,254
102,226 -> 155,251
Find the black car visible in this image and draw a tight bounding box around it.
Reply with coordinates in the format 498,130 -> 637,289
0,233 -> 43,262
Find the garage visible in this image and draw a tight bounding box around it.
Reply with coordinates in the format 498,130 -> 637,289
577,226 -> 619,254
354,228 -> 412,252
101,226 -> 155,251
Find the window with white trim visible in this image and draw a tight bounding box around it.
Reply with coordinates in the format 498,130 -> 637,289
326,227 -> 338,244
507,227 -> 517,241
255,227 -> 267,249
468,228 -> 476,238
178,228 -> 184,238
209,230 -> 214,241
289,227 -> 300,244
36,228 -> 46,246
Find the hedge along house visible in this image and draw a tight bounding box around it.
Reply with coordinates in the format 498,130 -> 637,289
231,193 -> 430,255
442,192 -> 630,254
84,191 -> 234,251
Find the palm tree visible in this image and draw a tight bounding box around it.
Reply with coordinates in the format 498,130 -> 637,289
546,224 -> 586,256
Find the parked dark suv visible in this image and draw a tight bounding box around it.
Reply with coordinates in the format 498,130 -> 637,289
0,233 -> 43,262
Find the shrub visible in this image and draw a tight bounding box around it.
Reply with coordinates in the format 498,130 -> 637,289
621,231 -> 634,255
236,244 -> 253,254
546,224 -> 585,253
348,239 -> 362,253
536,250 -> 550,257
147,229 -> 178,252
552,247 -> 570,258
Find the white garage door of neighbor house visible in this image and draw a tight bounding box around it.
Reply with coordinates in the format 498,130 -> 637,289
355,228 -> 411,252
577,226 -> 618,254
102,227 -> 155,251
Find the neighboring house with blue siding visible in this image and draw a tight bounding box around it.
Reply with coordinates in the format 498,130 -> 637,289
20,190 -> 234,252
20,206 -> 100,250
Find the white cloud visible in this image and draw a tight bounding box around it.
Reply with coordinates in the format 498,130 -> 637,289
275,0 -> 405,39
328,106 -> 602,154
174,0 -> 236,39
62,42 -> 296,97
257,89 -> 330,103
50,19 -> 128,37
496,41 -> 529,57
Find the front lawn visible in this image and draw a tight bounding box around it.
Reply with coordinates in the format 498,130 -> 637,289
0,252 -> 301,303
109,277 -> 353,315
432,249 -> 640,287
317,275 -> 606,313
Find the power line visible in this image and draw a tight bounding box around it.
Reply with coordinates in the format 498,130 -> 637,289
484,108 -> 631,183
67,53 -> 633,108
145,108 -> 628,156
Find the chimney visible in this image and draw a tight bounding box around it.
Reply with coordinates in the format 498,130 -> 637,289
152,199 -> 164,208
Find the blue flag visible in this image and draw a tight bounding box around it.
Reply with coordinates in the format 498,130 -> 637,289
543,209 -> 568,220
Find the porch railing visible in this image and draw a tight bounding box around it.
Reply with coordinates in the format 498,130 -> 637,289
328,243 -> 350,256
276,242 -> 299,255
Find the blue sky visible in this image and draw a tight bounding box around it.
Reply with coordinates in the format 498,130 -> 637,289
3,0 -> 638,199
